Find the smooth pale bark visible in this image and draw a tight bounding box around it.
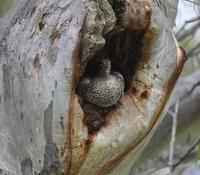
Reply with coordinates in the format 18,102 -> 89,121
0,0 -> 183,175
131,71 -> 200,174
148,70 -> 200,154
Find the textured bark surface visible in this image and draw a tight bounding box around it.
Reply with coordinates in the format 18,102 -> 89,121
0,0 -> 183,175
0,1 -> 87,174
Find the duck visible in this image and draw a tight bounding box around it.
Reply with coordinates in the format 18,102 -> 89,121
77,59 -> 124,108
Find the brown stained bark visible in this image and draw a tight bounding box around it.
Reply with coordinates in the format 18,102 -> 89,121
0,0 -> 183,175
131,70 -> 200,174
65,32 -> 84,174
96,46 -> 185,175
138,70 -> 200,156
71,1 -> 183,174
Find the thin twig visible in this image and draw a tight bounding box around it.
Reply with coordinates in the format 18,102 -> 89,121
167,110 -> 175,117
175,23 -> 187,39
168,102 -> 179,174
185,0 -> 200,5
177,21 -> 200,41
172,137 -> 200,171
186,17 -> 200,23
187,43 -> 200,57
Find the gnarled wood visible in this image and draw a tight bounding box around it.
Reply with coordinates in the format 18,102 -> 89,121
0,0 -> 183,175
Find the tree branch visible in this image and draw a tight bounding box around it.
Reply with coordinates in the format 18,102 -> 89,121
172,137 -> 200,171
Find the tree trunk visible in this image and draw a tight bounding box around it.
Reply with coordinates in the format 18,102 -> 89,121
0,0 -> 184,175
132,71 -> 200,174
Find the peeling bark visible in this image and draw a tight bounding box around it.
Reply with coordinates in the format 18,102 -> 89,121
0,0 -> 183,175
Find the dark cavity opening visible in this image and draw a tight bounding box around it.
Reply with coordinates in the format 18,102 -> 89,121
83,29 -> 144,91
77,29 -> 144,134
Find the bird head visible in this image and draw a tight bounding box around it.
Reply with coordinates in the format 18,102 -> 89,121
99,59 -> 111,74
